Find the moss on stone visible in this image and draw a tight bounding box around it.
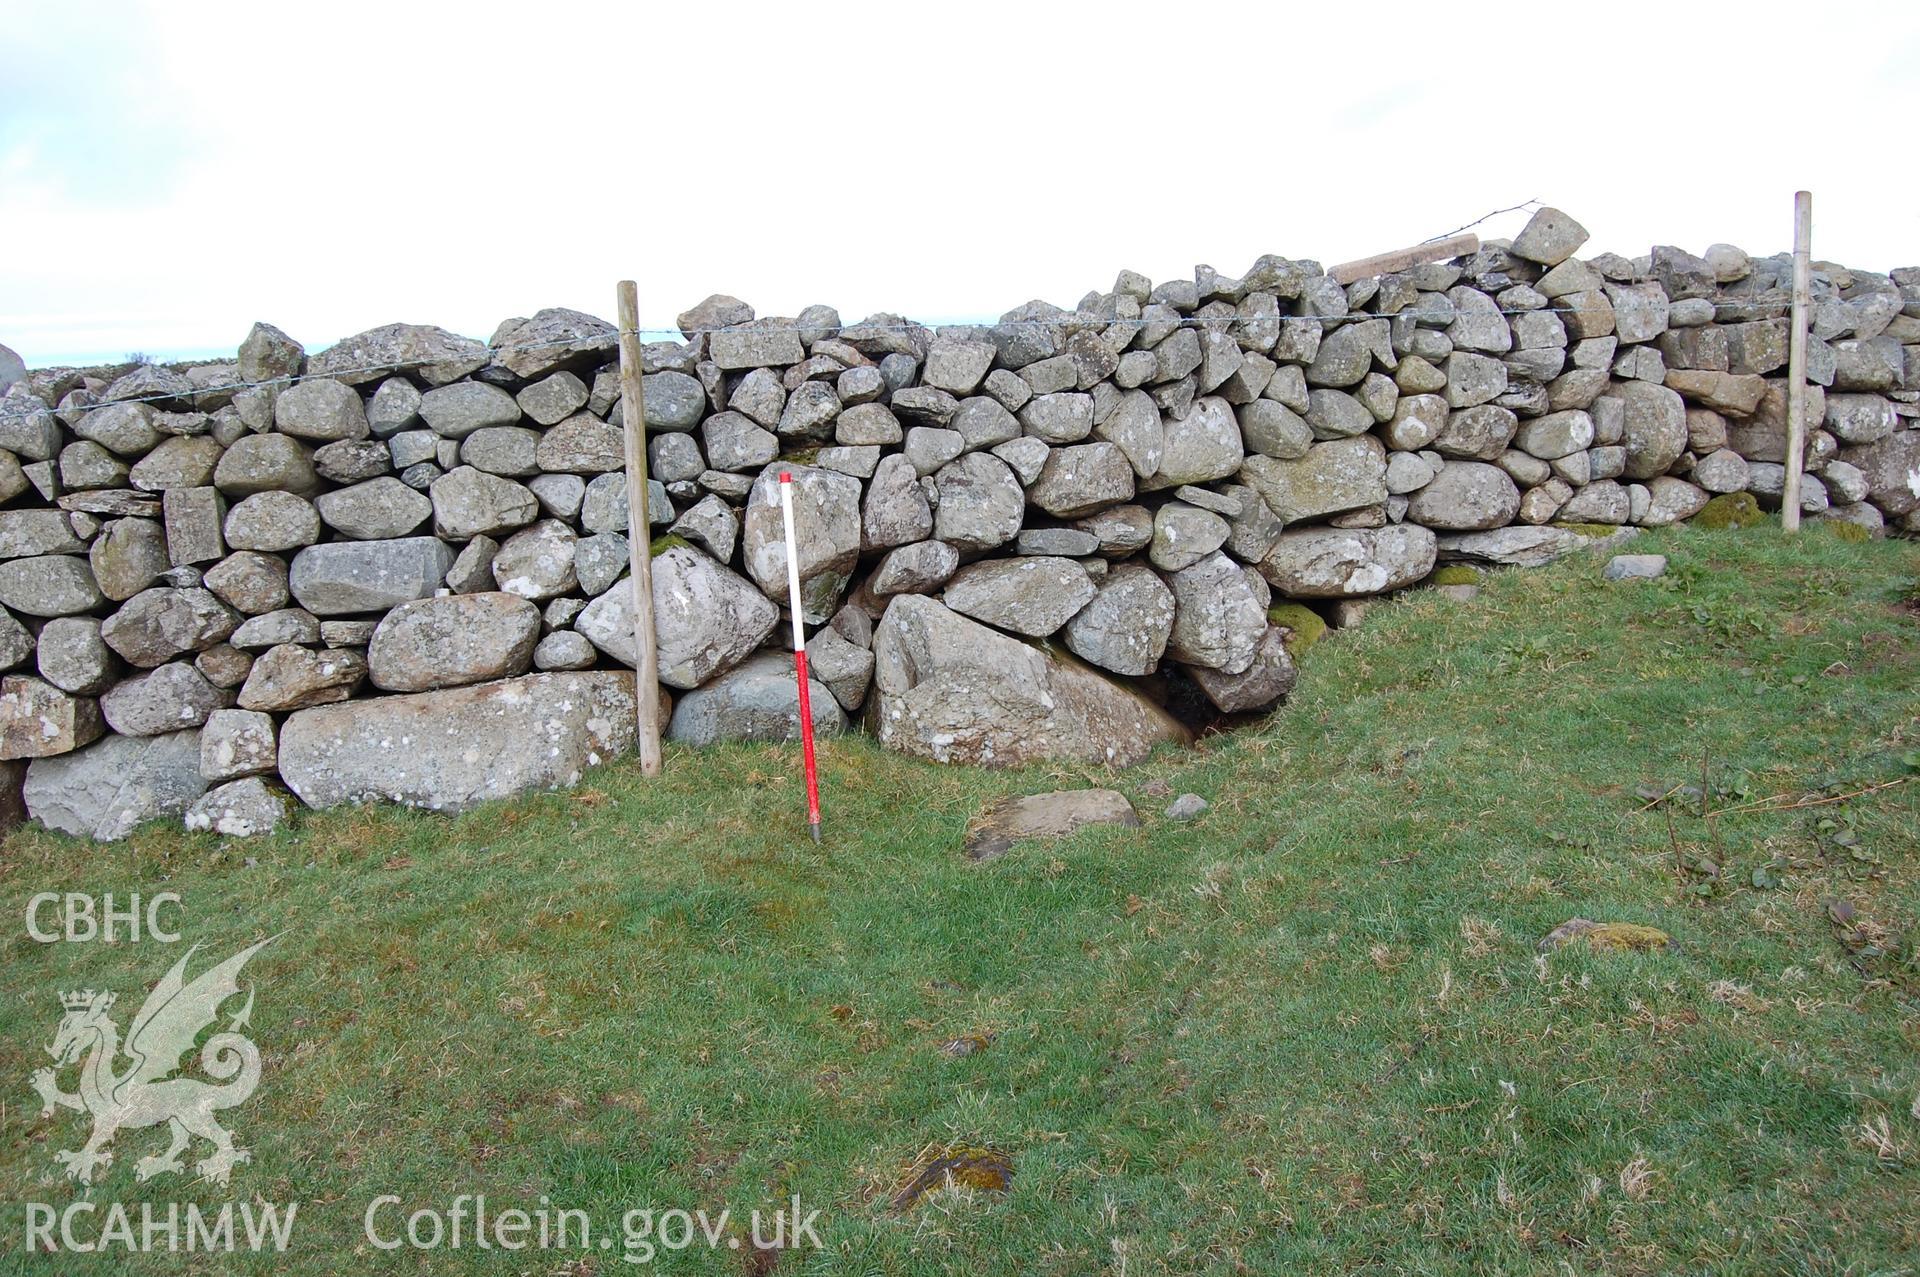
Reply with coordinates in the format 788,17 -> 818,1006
781,447 -> 822,467
649,533 -> 690,557
1824,518 -> 1871,544
1693,491 -> 1765,530
1553,521 -> 1624,538
1267,602 -> 1326,655
1432,565 -> 1482,586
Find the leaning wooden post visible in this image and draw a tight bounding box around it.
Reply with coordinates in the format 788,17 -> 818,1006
1782,190 -> 1812,532
615,280 -> 663,775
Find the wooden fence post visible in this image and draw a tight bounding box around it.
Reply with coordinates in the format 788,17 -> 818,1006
616,280 -> 663,775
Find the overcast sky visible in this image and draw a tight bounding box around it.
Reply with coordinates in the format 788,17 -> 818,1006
4,1 -> 1917,369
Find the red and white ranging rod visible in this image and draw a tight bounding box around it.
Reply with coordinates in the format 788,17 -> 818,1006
778,472 -> 824,843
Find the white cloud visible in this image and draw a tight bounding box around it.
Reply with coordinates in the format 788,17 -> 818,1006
4,0 -> 1917,366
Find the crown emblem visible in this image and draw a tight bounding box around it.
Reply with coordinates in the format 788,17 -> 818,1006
60,990 -> 112,1012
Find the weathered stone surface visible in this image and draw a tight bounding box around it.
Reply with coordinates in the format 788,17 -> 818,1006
314,476 -> 432,540
223,491 -> 320,552
870,594 -> 1188,767
1559,479 -> 1631,524
162,486 -> 226,565
1824,393 -> 1898,444
1836,431 -> 1920,517
742,464 -> 861,623
278,671 -> 635,812
491,308 -> 617,379
666,650 -> 842,745
709,321 -> 806,371
129,436 -> 224,492
1260,525 -> 1437,597
309,323 -> 489,387
1150,397 -> 1244,485
1149,501 -> 1230,571
582,544 -> 776,688
1028,442 -> 1135,518
1094,389 -> 1164,477
805,624 -> 874,712
533,630 -> 595,671
84,514 -> 167,599
199,707 -> 277,782
0,554 -> 103,617
1691,447 -> 1751,493
34,617 -> 114,695
932,452 -> 1024,551
962,788 -> 1140,861
182,776 -> 291,838
367,592 -> 540,692
74,402 -> 162,456
1514,410 -> 1594,460
1239,436 -> 1388,523
485,518 -> 576,602
418,381 -> 520,438
229,608 -> 321,650
1510,207 -> 1589,266
636,371 -> 707,431
1638,476 -> 1710,525
535,413 -> 625,473
1187,625 -> 1297,713
236,643 -> 367,711
100,661 -> 228,735
942,556 -> 1095,637
99,587 -> 237,667
1664,370 -> 1766,416
457,425 -> 540,477
1062,562 -> 1174,676
430,466 -> 538,540
1406,461 -> 1521,530
1165,551 -> 1265,674
24,728 -> 205,839
237,321 -> 304,383
516,370 -> 589,426
1604,381 -> 1689,480
1436,525 -> 1614,566
0,675 -> 104,759
1433,404 -> 1518,460
870,539 -> 961,597
213,434 -> 318,497
275,378 -> 370,441
0,510 -> 83,559
288,537 -> 456,615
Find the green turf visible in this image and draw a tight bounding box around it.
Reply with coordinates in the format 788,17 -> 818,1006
2,522 -> 1917,1274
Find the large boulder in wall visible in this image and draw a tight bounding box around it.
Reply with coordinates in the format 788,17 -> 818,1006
277,671 -> 636,813
741,464 -> 861,624
867,594 -> 1189,767
23,729 -> 207,841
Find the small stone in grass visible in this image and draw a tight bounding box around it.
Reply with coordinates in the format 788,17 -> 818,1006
1604,553 -> 1667,581
1165,793 -> 1209,821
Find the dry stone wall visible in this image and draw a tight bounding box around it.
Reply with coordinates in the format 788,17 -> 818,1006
2,206 -> 1918,840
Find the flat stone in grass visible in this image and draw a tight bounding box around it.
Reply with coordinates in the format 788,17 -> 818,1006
963,788 -> 1140,861
1603,553 -> 1668,581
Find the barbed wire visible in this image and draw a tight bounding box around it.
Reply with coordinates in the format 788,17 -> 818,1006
1422,198 -> 1542,245
3,291 -> 1778,425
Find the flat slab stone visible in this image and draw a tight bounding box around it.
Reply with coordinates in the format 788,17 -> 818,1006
288,536 -> 456,615
23,729 -> 206,840
277,671 -> 635,813
963,788 -> 1140,861
1435,525 -> 1637,568
1604,553 -> 1668,581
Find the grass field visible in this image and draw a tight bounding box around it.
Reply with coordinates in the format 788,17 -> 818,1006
2,522 -> 1917,1275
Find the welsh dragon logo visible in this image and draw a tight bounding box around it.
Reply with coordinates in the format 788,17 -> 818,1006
31,938 -> 273,1187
